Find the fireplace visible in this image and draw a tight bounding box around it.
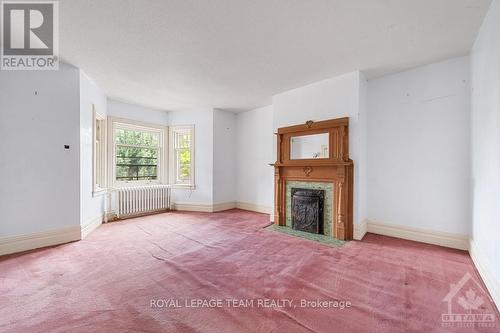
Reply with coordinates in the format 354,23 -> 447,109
271,118 -> 353,240
291,188 -> 324,234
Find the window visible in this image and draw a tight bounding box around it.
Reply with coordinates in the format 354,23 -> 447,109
169,125 -> 194,187
92,107 -> 106,195
108,118 -> 193,188
112,119 -> 165,185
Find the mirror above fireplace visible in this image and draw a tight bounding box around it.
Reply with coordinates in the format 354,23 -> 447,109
290,133 -> 329,159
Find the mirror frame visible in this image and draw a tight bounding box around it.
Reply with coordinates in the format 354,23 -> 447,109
276,118 -> 349,165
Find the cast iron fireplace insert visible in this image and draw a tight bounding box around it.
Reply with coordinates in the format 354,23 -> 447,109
291,188 -> 325,234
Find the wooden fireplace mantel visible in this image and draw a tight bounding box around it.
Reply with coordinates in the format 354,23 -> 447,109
271,117 -> 354,240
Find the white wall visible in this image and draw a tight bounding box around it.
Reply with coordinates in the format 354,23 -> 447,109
0,63 -> 81,236
107,99 -> 168,125
357,73 -> 368,224
272,71 -> 366,225
367,56 -> 471,235
79,71 -> 107,226
272,72 -> 360,129
169,108 -> 214,204
470,0 -> 500,298
213,110 -> 236,204
236,106 -> 274,211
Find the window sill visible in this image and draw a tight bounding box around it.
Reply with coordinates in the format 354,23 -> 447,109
171,184 -> 196,190
114,181 -> 162,187
92,188 -> 107,197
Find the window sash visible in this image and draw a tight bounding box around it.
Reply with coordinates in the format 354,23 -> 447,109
169,125 -> 194,187
108,117 -> 195,188
92,110 -> 106,195
115,145 -> 160,181
175,148 -> 191,183
110,119 -> 166,186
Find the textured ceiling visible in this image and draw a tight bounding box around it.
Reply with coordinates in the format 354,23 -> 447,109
59,0 -> 491,111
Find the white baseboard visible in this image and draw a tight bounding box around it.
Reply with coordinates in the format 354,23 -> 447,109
173,202 -> 236,213
353,220 -> 368,240
469,239 -> 500,309
236,202 -> 273,215
0,226 -> 81,256
81,215 -> 103,239
366,220 -> 469,250
173,201 -> 268,213
173,202 -> 213,212
212,202 -> 236,212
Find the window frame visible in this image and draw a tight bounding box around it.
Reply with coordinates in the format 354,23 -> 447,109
92,106 -> 107,196
169,125 -> 195,189
108,117 -> 167,188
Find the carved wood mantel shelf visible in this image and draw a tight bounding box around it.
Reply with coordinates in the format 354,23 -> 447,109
270,118 -> 354,240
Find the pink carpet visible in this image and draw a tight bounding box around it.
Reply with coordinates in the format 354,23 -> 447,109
0,209 -> 498,332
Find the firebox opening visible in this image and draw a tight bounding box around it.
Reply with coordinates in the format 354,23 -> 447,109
291,188 -> 325,235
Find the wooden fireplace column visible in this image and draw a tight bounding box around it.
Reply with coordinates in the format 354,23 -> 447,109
271,118 -> 354,240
